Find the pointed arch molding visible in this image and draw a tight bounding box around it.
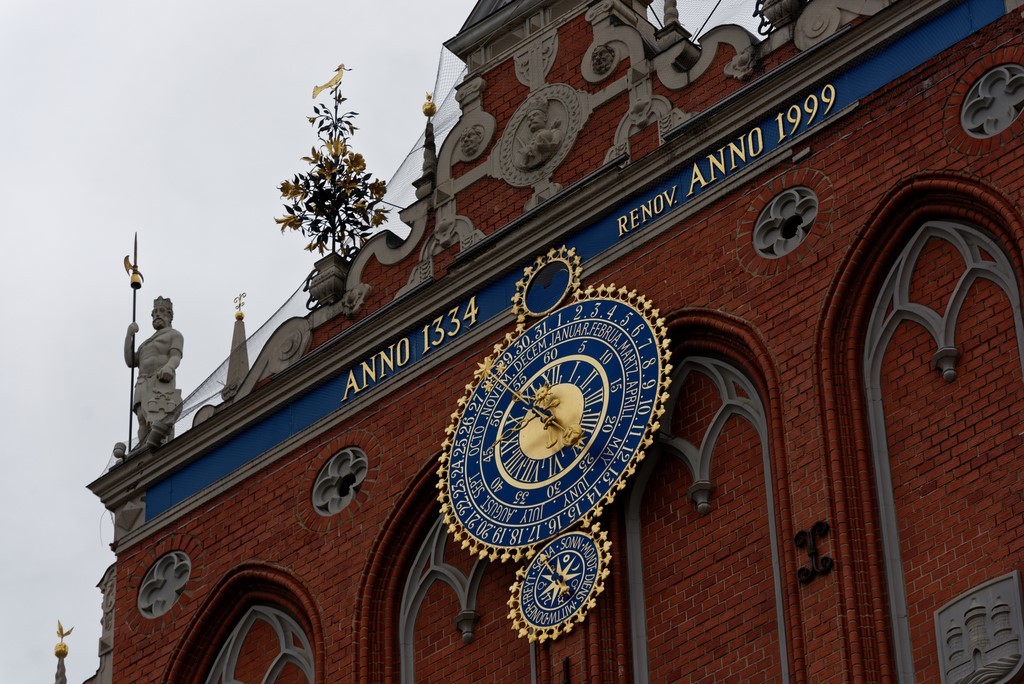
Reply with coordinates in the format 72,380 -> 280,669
818,174 -> 1024,683
626,355 -> 790,683
632,311 -> 804,684
204,605 -> 315,684
355,454 -> 449,682
864,222 -> 1024,681
399,516 -> 488,683
164,564 -> 324,684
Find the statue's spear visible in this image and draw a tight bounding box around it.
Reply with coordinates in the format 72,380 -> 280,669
124,234 -> 144,446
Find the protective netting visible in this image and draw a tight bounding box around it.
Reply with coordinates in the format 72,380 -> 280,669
110,47 -> 470,470
648,0 -> 762,38
114,3 -> 764,469
378,47 -> 468,238
172,281 -> 310,437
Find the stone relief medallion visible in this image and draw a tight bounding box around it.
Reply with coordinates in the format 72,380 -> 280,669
935,571 -> 1024,684
497,85 -> 585,188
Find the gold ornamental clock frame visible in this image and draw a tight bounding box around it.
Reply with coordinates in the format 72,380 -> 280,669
437,246 -> 671,641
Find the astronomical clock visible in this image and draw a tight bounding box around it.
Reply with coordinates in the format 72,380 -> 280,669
437,247 -> 671,641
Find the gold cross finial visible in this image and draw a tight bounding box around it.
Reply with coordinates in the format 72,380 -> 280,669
234,292 -> 247,320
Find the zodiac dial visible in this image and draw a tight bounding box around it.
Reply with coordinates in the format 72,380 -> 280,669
508,526 -> 611,642
438,277 -> 670,563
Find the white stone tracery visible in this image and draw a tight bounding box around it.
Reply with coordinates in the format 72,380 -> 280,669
311,446 -> 368,516
204,605 -> 314,684
137,551 -> 191,619
399,516 -> 488,684
625,356 -> 789,683
961,64 -> 1024,139
863,220 -> 1024,683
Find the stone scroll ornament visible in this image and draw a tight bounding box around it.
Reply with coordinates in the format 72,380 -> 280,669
437,247 -> 671,641
497,85 -> 584,188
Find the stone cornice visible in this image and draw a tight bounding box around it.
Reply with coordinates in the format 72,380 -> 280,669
90,0 -> 977,540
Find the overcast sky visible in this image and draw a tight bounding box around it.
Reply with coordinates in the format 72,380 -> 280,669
0,1 -> 758,681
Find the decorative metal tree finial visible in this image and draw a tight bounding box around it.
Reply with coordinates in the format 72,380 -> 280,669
423,92 -> 437,118
277,66 -> 388,259
234,292 -> 246,321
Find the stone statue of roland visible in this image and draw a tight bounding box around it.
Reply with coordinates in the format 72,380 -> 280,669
125,297 -> 184,448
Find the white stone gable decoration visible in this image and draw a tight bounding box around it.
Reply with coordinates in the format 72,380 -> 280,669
449,77 -> 496,166
515,28 -> 558,90
497,84 -> 584,188
935,571 -> 1024,684
794,0 -> 890,51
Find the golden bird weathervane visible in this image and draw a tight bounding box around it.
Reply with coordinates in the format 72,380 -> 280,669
55,620 -> 73,658
312,64 -> 348,99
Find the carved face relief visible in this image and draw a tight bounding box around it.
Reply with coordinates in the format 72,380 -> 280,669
459,124 -> 486,159
591,45 -> 616,77
497,85 -> 584,187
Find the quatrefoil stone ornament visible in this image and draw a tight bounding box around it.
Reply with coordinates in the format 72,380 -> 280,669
961,64 -> 1024,139
753,186 -> 818,259
312,447 -> 368,516
137,551 -> 191,619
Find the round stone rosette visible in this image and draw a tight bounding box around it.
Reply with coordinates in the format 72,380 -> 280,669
437,259 -> 671,563
508,524 -> 611,642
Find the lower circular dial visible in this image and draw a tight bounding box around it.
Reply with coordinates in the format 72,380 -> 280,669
508,527 -> 610,642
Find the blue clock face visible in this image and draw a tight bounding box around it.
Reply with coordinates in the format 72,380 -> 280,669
442,295 -> 665,558
511,530 -> 607,640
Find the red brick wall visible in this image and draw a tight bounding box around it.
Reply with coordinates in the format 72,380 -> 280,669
882,273 -> 1024,678
105,8 -> 1024,684
643,370 -> 783,682
412,560 -> 531,682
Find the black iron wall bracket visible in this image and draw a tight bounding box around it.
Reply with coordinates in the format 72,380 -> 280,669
795,520 -> 833,584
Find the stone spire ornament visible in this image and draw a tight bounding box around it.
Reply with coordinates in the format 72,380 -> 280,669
54,620 -> 73,684
415,93 -> 438,200
221,293 -> 251,401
